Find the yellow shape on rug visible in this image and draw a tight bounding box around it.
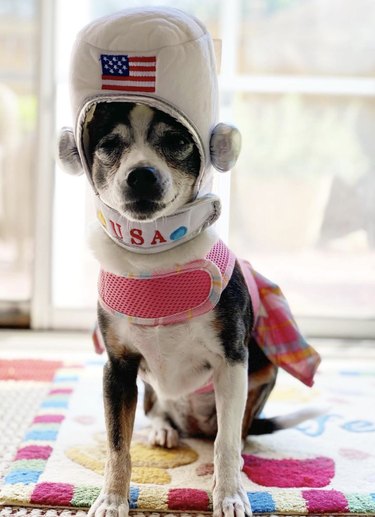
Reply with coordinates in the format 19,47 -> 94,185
131,441 -> 198,468
65,437 -> 198,485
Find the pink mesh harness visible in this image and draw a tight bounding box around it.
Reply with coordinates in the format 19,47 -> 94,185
96,240 -> 321,387
98,240 -> 237,326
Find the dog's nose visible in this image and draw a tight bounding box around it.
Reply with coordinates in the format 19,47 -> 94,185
127,167 -> 160,195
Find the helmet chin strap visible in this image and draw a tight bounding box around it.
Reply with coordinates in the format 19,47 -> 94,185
95,193 -> 221,254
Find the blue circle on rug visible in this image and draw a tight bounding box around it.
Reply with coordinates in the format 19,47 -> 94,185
170,226 -> 188,241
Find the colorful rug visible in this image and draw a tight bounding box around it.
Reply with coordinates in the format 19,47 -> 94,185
1,356 -> 375,515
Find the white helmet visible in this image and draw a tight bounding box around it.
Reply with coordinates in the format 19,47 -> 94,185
59,6 -> 240,196
58,7 -> 241,253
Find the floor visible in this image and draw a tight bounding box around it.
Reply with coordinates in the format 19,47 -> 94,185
1,330 -> 375,517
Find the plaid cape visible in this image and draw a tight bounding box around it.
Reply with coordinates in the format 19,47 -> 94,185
240,260 -> 321,387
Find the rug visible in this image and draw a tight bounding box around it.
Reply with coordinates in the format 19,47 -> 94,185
0,360 -> 66,485
1,356 -> 375,515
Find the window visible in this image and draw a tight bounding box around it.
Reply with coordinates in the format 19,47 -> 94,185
32,0 -> 375,336
0,0 -> 38,326
228,1 -> 375,333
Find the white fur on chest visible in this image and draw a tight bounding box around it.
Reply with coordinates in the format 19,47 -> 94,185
113,313 -> 222,400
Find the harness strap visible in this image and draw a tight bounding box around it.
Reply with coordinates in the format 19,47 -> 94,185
98,239 -> 236,326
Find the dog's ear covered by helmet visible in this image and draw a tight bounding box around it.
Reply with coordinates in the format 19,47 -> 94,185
210,123 -> 241,173
57,122 -> 242,177
57,126 -> 83,176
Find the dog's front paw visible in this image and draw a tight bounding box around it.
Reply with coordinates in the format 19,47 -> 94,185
88,492 -> 129,517
213,484 -> 252,517
148,425 -> 179,448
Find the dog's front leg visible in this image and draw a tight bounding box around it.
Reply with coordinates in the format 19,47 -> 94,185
89,354 -> 139,517
213,361 -> 251,517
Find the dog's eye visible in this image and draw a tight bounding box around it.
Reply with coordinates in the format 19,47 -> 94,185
162,132 -> 189,149
161,132 -> 193,159
95,134 -> 125,164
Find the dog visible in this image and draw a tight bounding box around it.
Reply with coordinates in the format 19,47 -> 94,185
80,101 -> 320,517
58,8 -> 321,517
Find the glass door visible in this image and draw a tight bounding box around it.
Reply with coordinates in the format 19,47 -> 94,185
0,0 -> 38,327
32,0 -> 375,338
227,0 -> 375,337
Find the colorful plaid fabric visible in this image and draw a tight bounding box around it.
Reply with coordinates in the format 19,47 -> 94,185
240,260 -> 321,387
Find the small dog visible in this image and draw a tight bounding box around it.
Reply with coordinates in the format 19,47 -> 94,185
58,7 -> 321,517
82,101 -> 319,517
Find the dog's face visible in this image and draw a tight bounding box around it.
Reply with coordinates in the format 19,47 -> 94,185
87,102 -> 201,221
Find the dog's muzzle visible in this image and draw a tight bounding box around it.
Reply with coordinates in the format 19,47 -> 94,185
126,167 -> 163,200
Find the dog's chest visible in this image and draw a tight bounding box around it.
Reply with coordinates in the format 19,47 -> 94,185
113,311 -> 222,400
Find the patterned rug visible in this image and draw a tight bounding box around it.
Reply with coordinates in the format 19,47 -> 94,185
1,356 -> 375,515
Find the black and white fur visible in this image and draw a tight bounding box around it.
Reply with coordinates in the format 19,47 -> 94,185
86,102 -> 318,517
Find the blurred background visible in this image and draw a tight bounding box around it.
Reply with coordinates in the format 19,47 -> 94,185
0,0 -> 374,337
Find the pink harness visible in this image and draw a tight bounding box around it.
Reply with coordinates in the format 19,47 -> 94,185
96,240 -> 320,387
98,240 -> 237,326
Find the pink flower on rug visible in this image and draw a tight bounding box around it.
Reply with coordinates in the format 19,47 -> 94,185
31,482 -> 74,506
168,488 -> 209,511
242,455 -> 335,488
303,489 -> 348,513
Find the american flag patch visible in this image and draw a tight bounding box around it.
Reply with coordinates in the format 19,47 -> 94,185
100,54 -> 156,93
